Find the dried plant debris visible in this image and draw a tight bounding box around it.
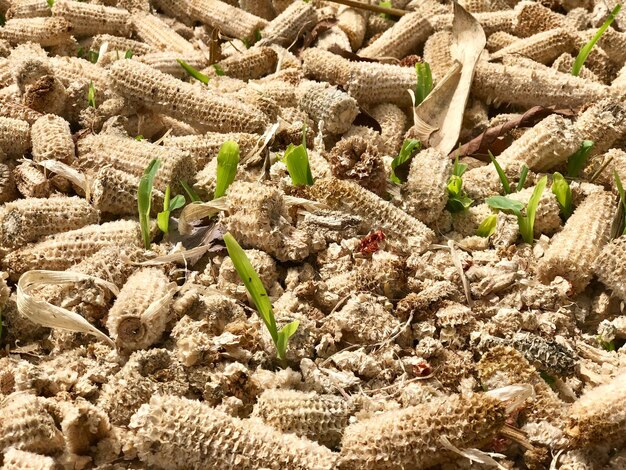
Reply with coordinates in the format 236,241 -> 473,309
0,0 -> 625,468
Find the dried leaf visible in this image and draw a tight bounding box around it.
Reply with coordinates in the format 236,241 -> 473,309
178,198 -> 228,235
410,2 -> 485,154
299,19 -> 338,52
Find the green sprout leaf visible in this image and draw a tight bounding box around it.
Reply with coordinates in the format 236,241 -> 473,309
214,141 -> 240,198
452,155 -> 468,177
614,170 -> 626,235
138,159 -> 160,250
177,59 -> 209,84
551,172 -> 573,219
283,133 -> 314,187
567,140 -> 594,177
572,4 -> 622,76
446,156 -> 473,213
378,0 -> 392,18
254,28 -> 262,42
157,185 -> 185,234
476,214 -> 498,238
87,49 -> 99,64
489,151 -> 511,194
223,232 -> 297,361
213,64 -> 225,76
180,180 -> 201,202
47,0 -> 54,7
415,62 -> 433,106
134,135 -> 144,141
87,81 -> 96,108
124,49 -> 134,59
485,195 -> 524,217
390,139 -> 421,184
516,165 -> 529,192
598,336 -> 616,351
519,175 -> 548,244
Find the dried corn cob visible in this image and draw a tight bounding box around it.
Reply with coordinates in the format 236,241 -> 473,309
553,52 -> 600,82
0,96 -> 42,124
48,56 -> 109,90
347,61 -> 416,107
573,98 -> 626,156
491,28 -> 574,64
1,447 -> 56,470
430,10 -> 516,35
594,236 -> 626,302
91,34 -> 155,56
566,7 -> 591,30
458,0 -> 490,13
117,0 -> 150,12
360,9 -> 443,59
570,36 -> 616,84
2,219 -> 143,280
131,12 -> 195,54
339,390 -> 511,469
253,389 -> 354,448
537,191 -> 615,293
137,51 -> 209,78
506,185 -> 562,236
514,1 -> 567,37
109,59 -> 267,133
0,17 -> 71,46
0,162 -> 18,204
30,114 -> 74,164
249,79 -> 297,108
422,31 -> 453,83
297,81 -> 358,134
51,0 -> 131,37
6,0 -> 50,19
301,47 -> 353,88
486,31 -> 518,52
590,27 -> 626,65
239,0 -> 274,20
0,196 -> 98,249
106,267 -> 175,351
187,0 -> 267,41
366,14 -> 394,39
582,148 -> 626,190
368,103 -> 406,157
305,178 -> 435,253
150,0 -> 194,25
257,0 -> 316,47
403,148 -> 451,226
216,47 -> 277,81
472,62 -> 608,109
77,133 -> 194,190
130,395 -> 338,469
13,162 -> 50,198
336,6 -> 366,51
0,394 -> 64,456
0,116 -> 30,158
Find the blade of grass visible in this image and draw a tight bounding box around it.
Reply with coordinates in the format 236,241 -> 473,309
572,4 -> 622,76
137,159 -> 160,249
567,140 -> 594,177
214,141 -> 240,198
213,64 -> 225,76
283,143 -> 314,186
489,150 -> 511,194
124,49 -> 134,59
476,214 -> 497,237
87,81 -> 96,108
551,172 -> 572,219
390,139 -> 421,184
614,170 -> 626,235
415,62 -> 433,106
519,175 -> 547,244
180,180 -> 201,202
177,59 -> 210,84
276,320 -> 300,360
516,165 -> 529,192
452,154 -> 468,177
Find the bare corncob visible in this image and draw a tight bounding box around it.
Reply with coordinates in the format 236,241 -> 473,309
2,448 -> 56,470
249,78 -> 297,108
49,56 -> 110,89
472,62 -> 608,108
305,178 -> 435,253
0,95 -> 42,124
131,12 -> 195,53
106,267 -> 174,351
368,103 -> 406,156
570,35 -> 616,84
117,0 -> 150,12
537,191 -> 615,293
507,185 -> 562,237
430,10 -> 516,35
0,17 -> 71,46
13,162 -> 50,198
257,0 -> 317,47
2,219 -> 143,280
137,51 -> 209,78
51,0 -> 131,37
573,98 -> 626,156
403,148 -> 451,226
459,0 -> 490,13
297,81 -> 358,134
514,1 -> 566,37
486,31 -> 518,52
216,47 -> 278,81
336,6 -> 367,51
0,196 -> 98,249
582,149 -> 626,190
347,61 -> 417,106
239,0 -> 274,20
30,114 -> 74,164
109,59 -> 268,133
422,31 -> 453,82
0,116 -> 30,158
91,34 -> 155,56
359,9 -> 443,59
553,52 -> 600,82
253,389 -> 354,448
77,133 -> 194,190
594,236 -> 626,302
150,0 -> 194,25
130,395 -> 338,469
187,0 -> 268,41
491,28 -> 574,64
301,47 -> 353,87
590,27 -> 626,65
6,0 -> 50,19
0,163 -> 18,203
339,392 -> 508,469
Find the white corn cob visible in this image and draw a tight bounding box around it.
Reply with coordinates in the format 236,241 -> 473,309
594,236 -> 626,302
1,447 -> 56,470
486,31 -> 519,52
573,98 -> 626,156
368,103 -> 407,156
137,51 -> 209,78
51,0 -> 131,37
109,59 -> 267,133
117,0 -> 150,12
216,47 -> 278,81
106,267 -> 175,351
403,148 -> 451,226
553,52 -> 600,82
130,395 -> 338,470
301,47 -> 353,88
150,0 -> 194,25
30,114 -> 74,164
0,196 -> 98,249
91,34 -> 155,56
6,0 -> 50,19
472,62 -> 609,109
430,10 -> 516,35
0,17 -> 71,46
0,95 -> 42,124
459,0 -> 491,13
248,78 -> 297,108
13,162 -> 50,198
509,184 -> 562,237
257,0 -> 316,47
131,12 -> 195,53
0,162 -> 17,204
2,219 -> 143,280
514,1 -> 567,37
0,116 -> 30,158
239,0 -> 274,20
253,389 -> 354,448
581,149 -> 626,190
336,6 -> 367,51
347,61 -> 417,106
315,26 -> 352,53
422,31 -> 453,83
297,80 -> 358,134
305,178 -> 435,253
566,7 -> 591,30
366,14 -> 394,39
48,56 -> 110,89
491,28 -> 574,64
187,0 -> 268,41
537,191 -> 615,293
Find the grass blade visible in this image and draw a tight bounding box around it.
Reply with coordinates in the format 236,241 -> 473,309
551,172 -> 572,219
489,151 -> 511,194
614,170 -> 626,235
476,214 -> 498,237
390,139 -> 421,184
284,143 -> 314,186
180,180 -> 201,202
520,175 -> 547,244
415,62 -> 433,105
124,49 -> 133,59
572,4 -> 622,76
87,81 -> 96,108
567,140 -> 594,177
138,159 -> 160,249
157,184 -> 172,233
452,155 -> 468,177
214,141 -> 240,198
276,320 -> 300,360
516,165 -> 529,192
177,59 -> 209,84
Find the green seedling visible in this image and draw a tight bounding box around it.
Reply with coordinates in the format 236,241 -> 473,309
476,214 -> 498,238
138,159 -> 161,250
223,232 -> 299,361
47,0 -> 54,7
486,175 -> 548,245
283,124 -> 313,186
572,4 -> 622,76
567,140 -> 594,177
489,151 -> 528,194
598,336 -> 616,352
415,62 -> 433,106
379,0 -> 392,18
177,59 -> 209,84
134,135 -> 144,141
157,185 -> 186,234
87,81 -> 97,108
87,49 -> 99,64
180,180 -> 201,202
125,49 -> 134,59
390,139 -> 421,184
551,172 -> 573,219
213,64 -> 225,76
446,156 -> 473,213
614,170 -> 626,235
214,141 -> 240,198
